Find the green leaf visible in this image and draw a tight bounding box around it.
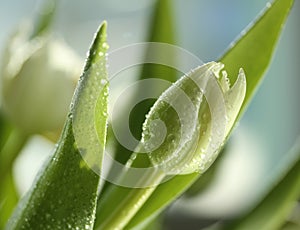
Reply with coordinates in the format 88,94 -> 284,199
0,112 -> 25,229
184,145 -> 228,197
94,59 -> 246,230
282,221 -> 300,230
0,129 -> 28,186
124,0 -> 294,228
30,0 -> 58,39
220,0 -> 294,117
0,111 -> 12,151
5,22 -> 109,230
127,0 -> 177,145
0,172 -> 18,230
224,139 -> 300,230
111,0 -> 177,166
0,126 -> 27,230
96,0 -> 178,215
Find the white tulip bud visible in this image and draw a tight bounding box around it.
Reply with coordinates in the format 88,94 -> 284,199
1,24 -> 82,135
141,62 -> 246,175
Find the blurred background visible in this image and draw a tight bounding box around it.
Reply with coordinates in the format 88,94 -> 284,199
0,0 -> 299,229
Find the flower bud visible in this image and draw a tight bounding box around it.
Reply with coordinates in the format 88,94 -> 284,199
1,24 -> 82,135
141,62 -> 246,175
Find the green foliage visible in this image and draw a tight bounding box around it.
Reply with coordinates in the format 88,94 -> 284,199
4,22 -> 109,230
220,0 -> 295,117
125,0 -> 295,228
5,120 -> 99,229
30,0 -> 58,38
0,119 -> 27,229
0,0 -> 297,229
225,139 -> 300,230
112,0 -> 177,166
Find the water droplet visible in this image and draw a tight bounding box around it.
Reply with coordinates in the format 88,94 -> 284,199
45,213 -> 51,220
98,51 -> 104,57
166,133 -> 175,142
100,79 -> 107,85
102,42 -> 109,49
199,163 -> 205,172
225,115 -> 229,122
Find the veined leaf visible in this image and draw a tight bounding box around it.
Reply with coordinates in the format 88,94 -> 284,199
5,22 -> 109,230
225,138 -> 300,230
125,0 -> 294,228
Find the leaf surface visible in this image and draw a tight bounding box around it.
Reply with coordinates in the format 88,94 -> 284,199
125,0 -> 294,228
5,22 -> 109,230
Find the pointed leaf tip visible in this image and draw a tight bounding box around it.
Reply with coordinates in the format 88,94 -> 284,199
97,21 -> 107,39
5,21 -> 110,230
72,20 -> 109,174
84,21 -> 108,72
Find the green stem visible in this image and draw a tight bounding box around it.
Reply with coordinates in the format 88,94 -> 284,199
0,128 -> 28,229
0,112 -> 12,151
0,128 -> 29,181
95,165 -> 165,230
0,171 -> 19,229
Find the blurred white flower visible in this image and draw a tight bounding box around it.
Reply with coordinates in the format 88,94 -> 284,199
1,23 -> 82,135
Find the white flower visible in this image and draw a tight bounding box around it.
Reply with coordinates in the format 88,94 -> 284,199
141,62 -> 246,175
1,23 -> 82,135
